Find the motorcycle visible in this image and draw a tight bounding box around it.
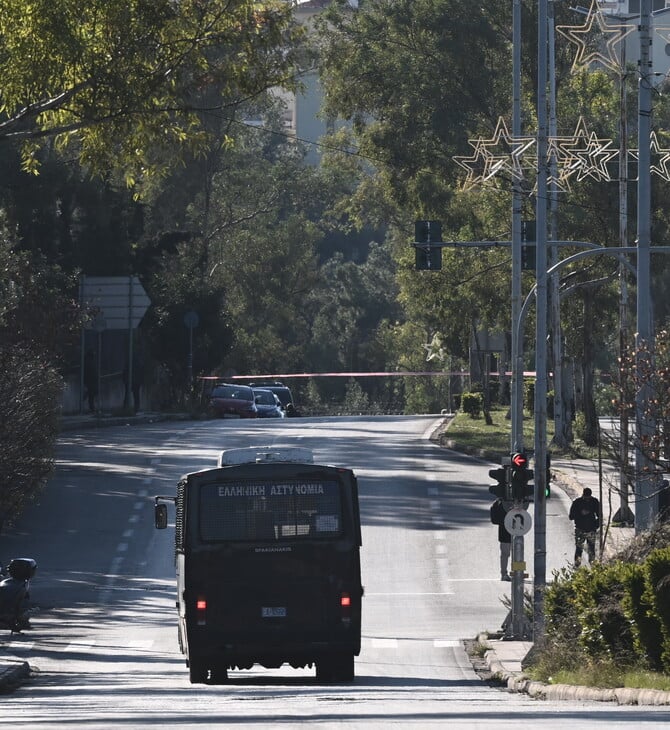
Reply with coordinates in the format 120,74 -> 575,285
0,558 -> 37,633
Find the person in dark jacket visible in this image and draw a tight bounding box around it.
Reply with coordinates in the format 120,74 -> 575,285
569,487 -> 600,567
490,498 -> 512,581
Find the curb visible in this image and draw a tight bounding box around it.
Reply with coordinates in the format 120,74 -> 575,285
477,634 -> 670,706
59,412 -> 192,431
0,659 -> 30,692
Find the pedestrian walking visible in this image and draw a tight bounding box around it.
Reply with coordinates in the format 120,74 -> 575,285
569,487 -> 600,567
490,498 -> 512,581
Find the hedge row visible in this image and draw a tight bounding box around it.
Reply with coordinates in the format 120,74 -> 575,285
545,548 -> 670,672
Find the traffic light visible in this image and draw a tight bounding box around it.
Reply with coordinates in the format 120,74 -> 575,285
510,452 -> 534,502
521,220 -> 536,271
414,220 -> 443,270
488,467 -> 510,500
415,245 -> 442,270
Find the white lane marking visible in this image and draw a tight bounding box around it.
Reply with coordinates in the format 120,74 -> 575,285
428,487 -> 439,496
65,641 -> 96,653
370,638 -> 398,649
435,543 -> 447,555
429,500 -> 440,511
6,642 -> 34,652
133,501 -> 144,510
434,639 -> 461,648
138,489 -> 148,498
128,514 -> 139,524
117,543 -> 128,552
123,529 -> 134,539
126,639 -> 154,650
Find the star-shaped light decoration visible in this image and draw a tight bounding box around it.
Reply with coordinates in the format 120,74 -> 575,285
555,0 -> 636,74
654,24 -> 670,58
453,117 -> 536,190
424,332 -> 446,363
629,132 -> 670,182
453,137 -> 493,190
574,132 -> 618,181
554,117 -> 617,183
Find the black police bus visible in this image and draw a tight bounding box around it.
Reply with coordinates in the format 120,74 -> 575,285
155,446 -> 363,684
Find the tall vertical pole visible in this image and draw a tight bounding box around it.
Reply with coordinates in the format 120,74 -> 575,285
635,0 -> 654,532
614,28 -> 635,525
548,1 -> 565,449
511,0 -> 523,454
508,0 -> 530,641
533,0 -> 549,642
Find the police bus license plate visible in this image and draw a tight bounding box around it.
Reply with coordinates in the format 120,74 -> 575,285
262,607 -> 287,618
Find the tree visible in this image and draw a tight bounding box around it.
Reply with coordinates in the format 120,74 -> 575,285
0,222 -> 64,534
600,328 -> 670,522
0,346 -> 62,535
316,0 -> 511,210
0,0 -> 303,186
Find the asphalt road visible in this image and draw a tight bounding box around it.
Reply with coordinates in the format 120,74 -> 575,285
0,416 -> 668,728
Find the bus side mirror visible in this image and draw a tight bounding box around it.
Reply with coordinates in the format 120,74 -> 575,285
155,502 -> 168,529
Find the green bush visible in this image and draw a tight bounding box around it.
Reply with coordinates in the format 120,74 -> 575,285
460,391 -> 483,419
571,563 -> 635,663
643,548 -> 670,673
621,561 -> 663,670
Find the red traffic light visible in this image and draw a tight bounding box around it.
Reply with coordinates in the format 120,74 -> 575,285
511,452 -> 528,468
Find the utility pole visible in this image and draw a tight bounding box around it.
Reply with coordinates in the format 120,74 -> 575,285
533,0 -> 549,642
511,0 -> 524,454
635,0 -> 654,532
548,1 -> 565,450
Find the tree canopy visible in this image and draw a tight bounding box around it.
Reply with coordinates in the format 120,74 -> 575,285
0,0 -> 304,185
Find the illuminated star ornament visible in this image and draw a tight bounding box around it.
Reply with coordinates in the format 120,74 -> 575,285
558,117 -> 617,183
630,132 -> 670,182
454,116 -> 618,191
555,0 -> 636,74
424,332 -> 446,363
453,137 -> 492,190
453,117 -> 535,190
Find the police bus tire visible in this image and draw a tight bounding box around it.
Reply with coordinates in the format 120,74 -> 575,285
188,659 -> 208,684
210,664 -> 229,684
315,658 -> 333,683
316,653 -> 354,683
335,653 -> 355,682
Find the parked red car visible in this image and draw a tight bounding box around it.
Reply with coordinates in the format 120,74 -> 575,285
208,383 -> 258,419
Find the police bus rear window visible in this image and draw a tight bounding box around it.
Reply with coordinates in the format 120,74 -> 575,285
198,480 -> 343,542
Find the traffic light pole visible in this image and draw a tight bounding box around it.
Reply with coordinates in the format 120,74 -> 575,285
534,0 -> 549,643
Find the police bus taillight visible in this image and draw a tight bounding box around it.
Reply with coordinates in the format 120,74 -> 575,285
340,592 -> 352,625
196,597 -> 207,625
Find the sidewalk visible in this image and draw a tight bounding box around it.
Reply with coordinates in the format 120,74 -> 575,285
59,410 -> 191,431
435,423 -> 664,703
470,460 -> 670,704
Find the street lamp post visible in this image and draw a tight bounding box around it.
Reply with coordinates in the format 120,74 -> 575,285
635,0 -> 655,532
